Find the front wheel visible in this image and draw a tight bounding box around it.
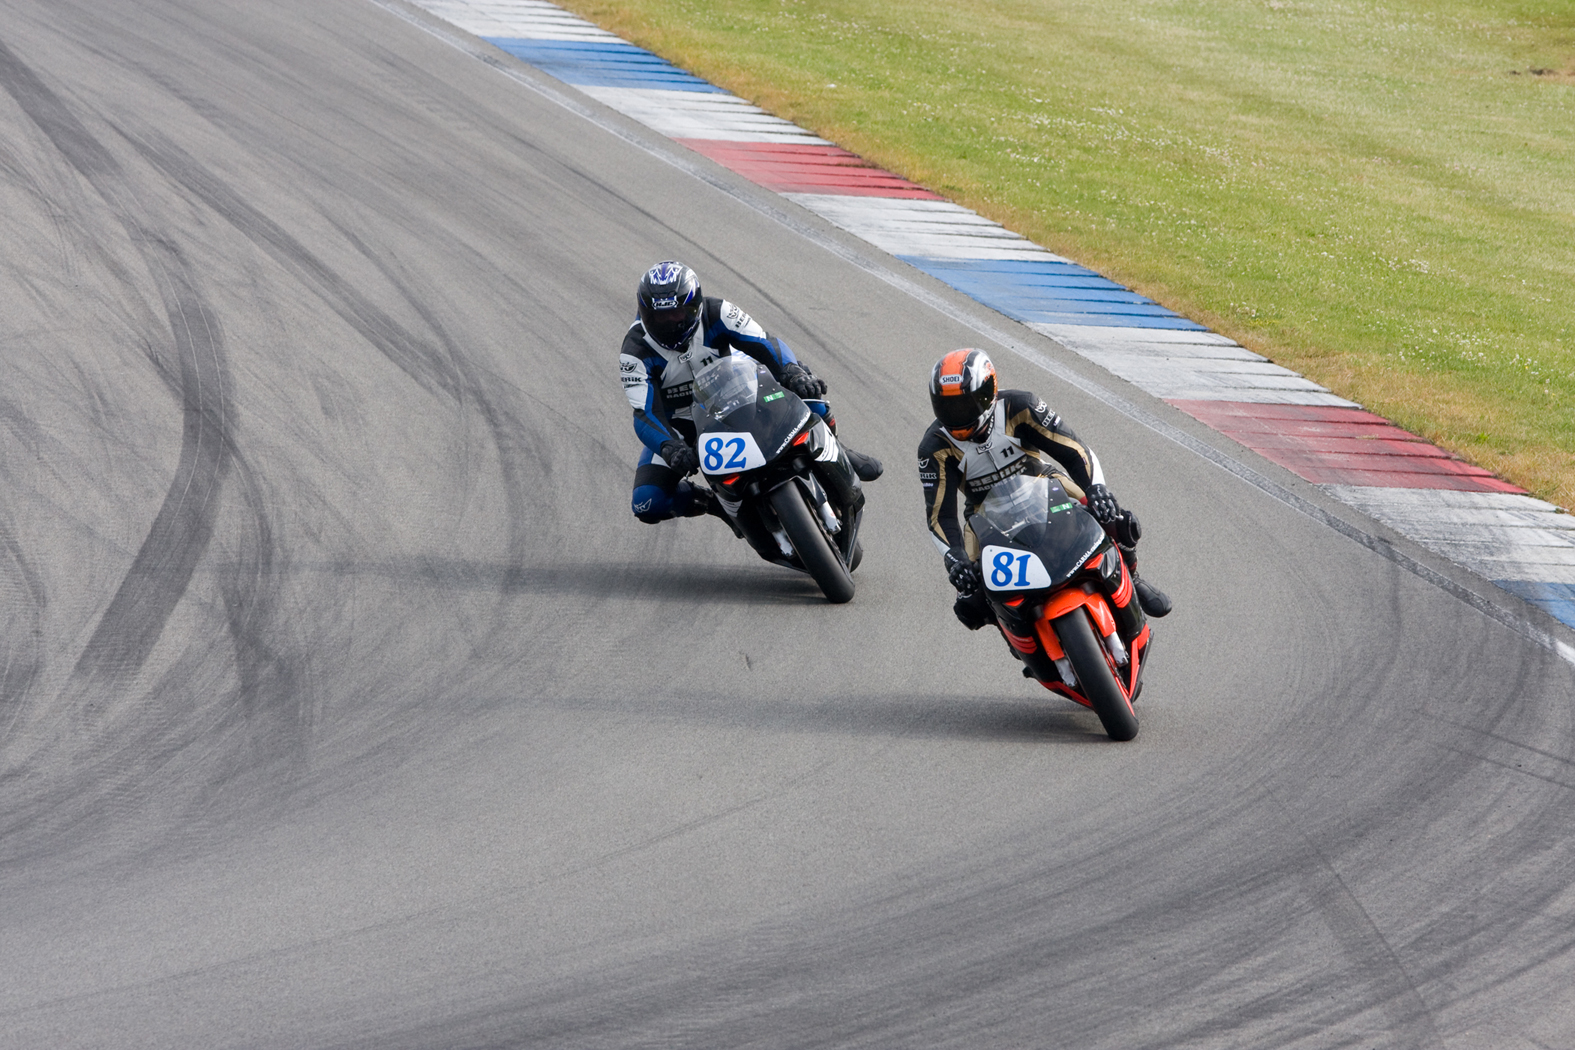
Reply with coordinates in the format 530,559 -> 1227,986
1053,609 -> 1139,741
768,483 -> 855,604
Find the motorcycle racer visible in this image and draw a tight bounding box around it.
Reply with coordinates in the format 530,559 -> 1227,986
918,348 -> 1173,629
621,261 -> 882,524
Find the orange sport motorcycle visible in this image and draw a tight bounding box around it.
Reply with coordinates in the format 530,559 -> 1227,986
967,474 -> 1151,741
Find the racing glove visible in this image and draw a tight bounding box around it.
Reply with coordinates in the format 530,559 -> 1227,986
943,548 -> 980,595
779,362 -> 828,400
660,439 -> 699,476
1085,483 -> 1121,525
1112,509 -> 1142,548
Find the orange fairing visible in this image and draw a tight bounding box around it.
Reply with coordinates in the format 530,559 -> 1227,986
1033,587 -> 1118,663
1001,626 -> 1037,654
1032,587 -> 1149,702
1112,557 -> 1134,609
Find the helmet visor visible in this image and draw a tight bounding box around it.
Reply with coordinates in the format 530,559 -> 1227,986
932,387 -> 992,435
642,300 -> 701,349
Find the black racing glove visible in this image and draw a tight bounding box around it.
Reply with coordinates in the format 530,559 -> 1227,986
1112,509 -> 1142,549
660,439 -> 699,476
1085,483 -> 1121,525
943,548 -> 980,595
779,362 -> 828,400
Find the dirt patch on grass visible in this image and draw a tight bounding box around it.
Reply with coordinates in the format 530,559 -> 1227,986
1509,67 -> 1575,80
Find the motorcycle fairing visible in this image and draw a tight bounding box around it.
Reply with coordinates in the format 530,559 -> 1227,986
693,358 -> 811,461
969,478 -> 1106,591
967,474 -> 1151,706
691,355 -> 861,573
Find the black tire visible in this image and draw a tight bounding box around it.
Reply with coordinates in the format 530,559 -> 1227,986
768,483 -> 855,604
1053,609 -> 1139,741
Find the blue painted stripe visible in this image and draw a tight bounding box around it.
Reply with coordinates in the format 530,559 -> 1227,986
485,38 -> 726,92
1012,311 -> 1209,329
963,275 -> 1134,292
1494,580 -> 1575,628
899,255 -> 1208,331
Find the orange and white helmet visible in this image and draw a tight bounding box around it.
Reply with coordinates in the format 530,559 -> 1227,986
929,349 -> 997,439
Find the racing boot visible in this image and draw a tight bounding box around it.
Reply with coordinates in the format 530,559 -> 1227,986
683,485 -> 744,537
1133,575 -> 1172,618
843,447 -> 883,482
1119,540 -> 1172,618
952,588 -> 995,631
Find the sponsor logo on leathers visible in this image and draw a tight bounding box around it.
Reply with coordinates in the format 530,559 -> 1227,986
720,301 -> 766,338
964,457 -> 1027,494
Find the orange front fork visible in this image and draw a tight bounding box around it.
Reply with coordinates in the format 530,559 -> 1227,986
1028,587 -> 1149,701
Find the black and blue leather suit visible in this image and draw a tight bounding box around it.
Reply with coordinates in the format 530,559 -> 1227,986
619,297 -> 830,523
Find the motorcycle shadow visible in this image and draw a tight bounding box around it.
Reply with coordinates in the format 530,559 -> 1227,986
843,694 -> 1123,745
547,690 -> 1123,745
382,557 -> 833,606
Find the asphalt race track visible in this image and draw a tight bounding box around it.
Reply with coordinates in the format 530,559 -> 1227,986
3,1 -> 1574,1047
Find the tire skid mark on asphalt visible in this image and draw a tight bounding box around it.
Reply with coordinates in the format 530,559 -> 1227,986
1272,787 -> 1445,1049
323,216 -> 540,603
0,518 -> 47,744
0,42 -> 329,856
0,38 -> 234,686
127,128 -> 543,622
126,130 -> 465,401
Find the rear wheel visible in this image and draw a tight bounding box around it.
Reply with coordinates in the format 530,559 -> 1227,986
769,483 -> 855,604
1053,609 -> 1139,741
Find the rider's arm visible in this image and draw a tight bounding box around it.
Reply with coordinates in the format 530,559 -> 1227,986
619,330 -> 679,454
919,425 -> 968,556
1002,390 -> 1106,497
703,298 -> 800,378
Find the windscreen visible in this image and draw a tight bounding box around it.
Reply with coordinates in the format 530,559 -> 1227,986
693,354 -> 759,420
976,474 -> 1056,540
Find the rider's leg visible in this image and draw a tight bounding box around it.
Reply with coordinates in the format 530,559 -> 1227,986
804,399 -> 883,482
953,588 -> 995,630
631,446 -> 711,523
1094,508 -> 1172,619
1117,540 -> 1172,618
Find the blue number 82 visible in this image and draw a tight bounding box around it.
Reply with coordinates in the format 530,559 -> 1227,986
703,437 -> 748,472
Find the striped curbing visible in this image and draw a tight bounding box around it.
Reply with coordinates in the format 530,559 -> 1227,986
1327,488 -> 1575,627
406,0 -> 1575,631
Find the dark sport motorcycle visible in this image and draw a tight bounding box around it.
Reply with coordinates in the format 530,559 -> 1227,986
967,473 -> 1151,740
691,354 -> 865,603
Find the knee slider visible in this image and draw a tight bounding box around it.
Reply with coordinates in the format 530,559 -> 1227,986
632,484 -> 672,524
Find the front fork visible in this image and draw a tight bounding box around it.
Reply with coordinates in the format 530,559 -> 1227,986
721,422 -> 863,566
994,551 -> 1150,700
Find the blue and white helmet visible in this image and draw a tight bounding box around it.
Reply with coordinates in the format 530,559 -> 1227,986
637,261 -> 702,351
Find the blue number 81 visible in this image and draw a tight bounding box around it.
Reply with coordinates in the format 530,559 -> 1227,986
991,550 -> 1016,587
991,551 -> 1034,588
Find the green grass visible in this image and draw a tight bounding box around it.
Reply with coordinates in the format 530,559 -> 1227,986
562,0 -> 1575,507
